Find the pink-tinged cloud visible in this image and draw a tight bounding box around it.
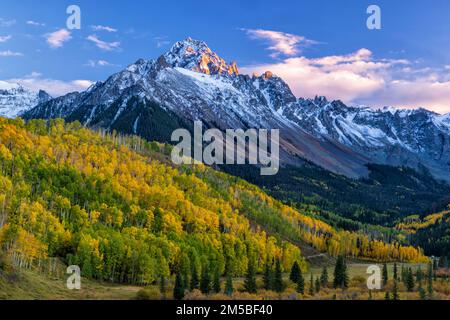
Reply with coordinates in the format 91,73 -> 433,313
242,28 -> 317,57
46,29 -> 72,48
8,72 -> 93,97
0,35 -> 12,43
241,48 -> 450,114
87,35 -> 120,51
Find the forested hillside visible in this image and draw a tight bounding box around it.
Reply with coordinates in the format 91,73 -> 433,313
0,118 -> 427,286
396,206 -> 450,258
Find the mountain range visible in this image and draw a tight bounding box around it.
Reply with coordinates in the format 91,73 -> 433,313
0,81 -> 51,118
2,37 -> 449,182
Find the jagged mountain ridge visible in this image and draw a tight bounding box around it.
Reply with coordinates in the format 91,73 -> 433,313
23,38 -> 450,181
281,97 -> 450,180
0,81 -> 51,118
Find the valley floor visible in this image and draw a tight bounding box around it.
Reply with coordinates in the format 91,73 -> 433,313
2,263 -> 449,300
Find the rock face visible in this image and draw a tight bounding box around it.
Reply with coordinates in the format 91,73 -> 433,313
0,81 -> 51,118
24,38 -> 450,182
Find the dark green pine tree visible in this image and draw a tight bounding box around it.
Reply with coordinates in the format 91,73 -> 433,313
200,265 -> 211,295
290,261 -> 301,284
263,258 -> 273,290
309,274 -> 315,296
401,265 -> 406,284
320,266 -> 329,287
244,258 -> 257,294
225,272 -> 233,296
393,263 -> 398,282
418,284 -> 426,300
416,267 -> 423,285
315,277 -> 321,293
427,261 -> 433,299
343,258 -> 349,289
273,259 -> 284,293
392,277 -> 399,301
190,263 -> 199,290
296,269 -> 305,295
333,255 -> 349,289
173,271 -> 185,300
406,268 -> 415,292
382,263 -> 388,287
213,267 -> 221,293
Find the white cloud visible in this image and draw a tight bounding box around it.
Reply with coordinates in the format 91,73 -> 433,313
85,59 -> 114,67
86,35 -> 120,51
0,50 -> 23,57
0,18 -> 16,27
0,35 -> 11,43
27,20 -> 45,27
46,29 -> 72,48
241,48 -> 450,113
91,25 -> 117,33
7,72 -> 93,97
242,28 -> 317,57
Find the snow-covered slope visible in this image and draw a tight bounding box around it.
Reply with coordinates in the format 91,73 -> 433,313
0,81 -> 51,118
281,96 -> 450,180
24,38 -> 450,181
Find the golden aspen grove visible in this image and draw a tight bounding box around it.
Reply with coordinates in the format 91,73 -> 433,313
0,116 -> 429,293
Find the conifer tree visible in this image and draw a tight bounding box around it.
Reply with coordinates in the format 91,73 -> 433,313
406,268 -> 415,292
416,267 -> 423,285
225,272 -> 233,296
296,269 -> 305,295
427,261 -> 433,298
433,259 -> 438,281
273,259 -> 284,293
333,255 -> 349,289
320,266 -> 328,287
290,261 -> 301,284
315,277 -> 321,293
382,263 -> 388,287
263,258 -> 272,290
309,274 -> 314,296
173,272 -> 185,300
213,267 -> 221,293
392,277 -> 399,301
200,265 -> 211,295
418,284 -> 426,300
244,258 -> 257,294
190,263 -> 199,290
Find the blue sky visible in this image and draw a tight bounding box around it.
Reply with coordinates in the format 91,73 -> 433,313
1,0 -> 449,112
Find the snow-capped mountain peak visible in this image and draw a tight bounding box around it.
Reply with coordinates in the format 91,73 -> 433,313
162,37 -> 239,76
0,82 -> 51,118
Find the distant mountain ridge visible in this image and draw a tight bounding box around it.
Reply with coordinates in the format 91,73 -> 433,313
22,38 -> 450,182
0,81 -> 51,118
